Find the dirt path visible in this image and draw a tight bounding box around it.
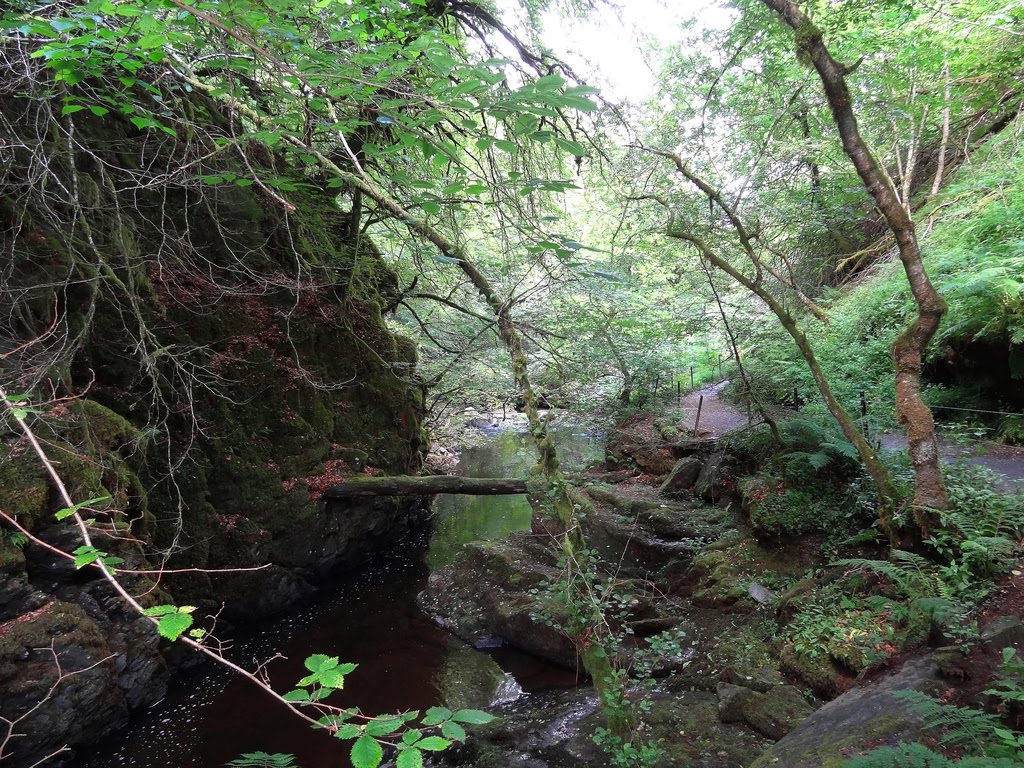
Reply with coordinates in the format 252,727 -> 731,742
676,380 -> 750,437
880,432 -> 1024,491
677,380 -> 1024,491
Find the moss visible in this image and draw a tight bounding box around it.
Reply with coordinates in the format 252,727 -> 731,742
0,453 -> 48,526
779,644 -> 853,700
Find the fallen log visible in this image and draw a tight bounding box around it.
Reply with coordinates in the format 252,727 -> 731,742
323,475 -> 529,499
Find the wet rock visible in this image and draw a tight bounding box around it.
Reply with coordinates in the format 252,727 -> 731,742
660,457 -> 703,496
436,641 -> 523,710
432,685 -> 771,768
750,658 -> 943,767
0,600 -> 128,767
418,535 -> 577,667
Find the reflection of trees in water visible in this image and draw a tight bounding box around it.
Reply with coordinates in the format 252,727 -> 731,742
426,429 -> 603,569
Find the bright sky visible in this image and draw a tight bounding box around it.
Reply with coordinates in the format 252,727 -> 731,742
534,0 -> 736,104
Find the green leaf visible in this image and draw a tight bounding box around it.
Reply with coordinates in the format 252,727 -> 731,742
533,74 -> 565,91
401,729 -> 423,745
72,545 -> 103,569
157,611 -> 193,641
421,706 -> 452,726
414,736 -> 450,751
349,734 -> 383,768
142,604 -> 178,617
366,717 -> 403,736
335,723 -> 361,739
282,689 -> 311,702
396,748 -> 423,768
451,709 -> 494,725
55,495 -> 111,521
440,721 -> 466,741
305,654 -> 339,672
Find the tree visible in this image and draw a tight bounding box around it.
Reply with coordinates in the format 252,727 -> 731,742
757,0 -> 950,535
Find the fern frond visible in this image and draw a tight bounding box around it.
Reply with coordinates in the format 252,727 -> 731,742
845,741 -> 1018,767
894,691 -> 1003,751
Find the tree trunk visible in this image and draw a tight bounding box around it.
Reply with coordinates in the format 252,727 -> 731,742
323,476 -> 529,499
761,0 -> 950,535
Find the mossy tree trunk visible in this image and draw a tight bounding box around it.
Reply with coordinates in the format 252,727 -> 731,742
761,0 -> 950,537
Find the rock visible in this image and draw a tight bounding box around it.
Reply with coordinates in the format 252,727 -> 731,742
742,685 -> 814,740
660,457 -> 704,496
981,614 -> 1024,656
750,658 -> 943,767
671,437 -> 722,456
720,665 -> 784,694
605,412 -> 677,475
717,681 -> 756,722
631,445 -> 678,476
779,644 -> 855,700
694,453 -> 738,505
435,641 -> 523,710
417,536 -> 578,667
933,645 -> 971,680
748,582 -> 777,605
717,682 -> 812,740
0,600 -> 129,767
433,686 -> 772,768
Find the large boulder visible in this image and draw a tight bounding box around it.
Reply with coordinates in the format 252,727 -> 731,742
749,657 -> 943,767
606,413 -> 677,476
659,457 -> 704,496
417,535 -> 578,667
694,453 -> 739,505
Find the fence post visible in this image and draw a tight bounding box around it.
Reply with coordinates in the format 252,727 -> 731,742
693,394 -> 704,436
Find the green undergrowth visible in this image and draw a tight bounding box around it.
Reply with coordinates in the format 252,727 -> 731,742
743,116 -> 1024,440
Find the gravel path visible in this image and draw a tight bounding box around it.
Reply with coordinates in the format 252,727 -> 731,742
676,380 -> 750,437
677,380 -> 1024,491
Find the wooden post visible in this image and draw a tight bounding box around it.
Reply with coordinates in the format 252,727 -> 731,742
690,366 -> 694,389
793,387 -> 799,410
693,394 -> 704,436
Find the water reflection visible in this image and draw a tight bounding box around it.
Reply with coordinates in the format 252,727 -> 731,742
80,422 -> 600,768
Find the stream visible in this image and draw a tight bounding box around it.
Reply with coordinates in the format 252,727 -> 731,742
81,421 -> 602,768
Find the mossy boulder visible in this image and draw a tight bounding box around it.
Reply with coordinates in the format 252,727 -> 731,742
417,535 -> 577,667
0,599 -> 164,766
749,658 -> 943,767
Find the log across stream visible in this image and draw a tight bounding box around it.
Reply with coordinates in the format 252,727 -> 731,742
80,422 -> 603,768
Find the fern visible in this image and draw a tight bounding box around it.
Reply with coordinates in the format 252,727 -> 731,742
834,551 -> 943,599
845,742 -> 1017,767
893,691 -> 1003,752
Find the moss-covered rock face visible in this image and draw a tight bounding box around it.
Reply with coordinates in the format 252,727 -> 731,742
1,96 -> 426,763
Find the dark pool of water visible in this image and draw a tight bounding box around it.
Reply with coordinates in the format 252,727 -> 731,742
79,424 -> 601,768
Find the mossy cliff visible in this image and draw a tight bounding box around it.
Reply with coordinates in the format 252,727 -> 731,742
0,92 -> 426,765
